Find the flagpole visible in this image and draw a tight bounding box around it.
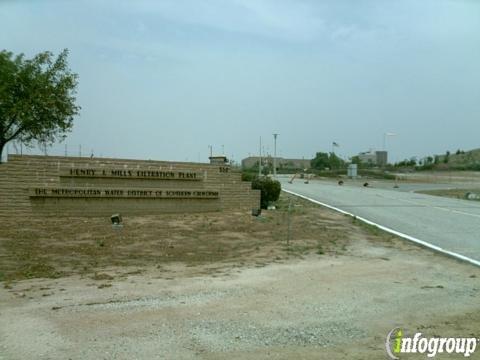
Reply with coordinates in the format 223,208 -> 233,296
332,142 -> 339,155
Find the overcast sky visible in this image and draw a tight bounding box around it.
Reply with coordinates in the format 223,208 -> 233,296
1,0 -> 479,163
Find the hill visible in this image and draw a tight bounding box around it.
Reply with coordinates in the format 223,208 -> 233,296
432,148 -> 480,170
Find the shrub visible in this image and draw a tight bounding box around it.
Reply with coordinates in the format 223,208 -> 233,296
241,171 -> 257,182
251,177 -> 281,209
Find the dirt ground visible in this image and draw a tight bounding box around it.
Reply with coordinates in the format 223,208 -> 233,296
0,195 -> 351,283
0,193 -> 479,359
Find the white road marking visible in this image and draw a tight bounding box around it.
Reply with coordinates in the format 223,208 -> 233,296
283,189 -> 480,268
371,191 -> 480,219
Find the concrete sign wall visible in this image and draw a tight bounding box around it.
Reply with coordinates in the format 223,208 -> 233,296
0,155 -> 260,216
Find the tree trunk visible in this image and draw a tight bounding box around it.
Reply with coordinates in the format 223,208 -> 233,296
0,140 -> 6,164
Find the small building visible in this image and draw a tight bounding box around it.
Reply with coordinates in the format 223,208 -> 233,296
209,156 -> 228,165
347,164 -> 358,178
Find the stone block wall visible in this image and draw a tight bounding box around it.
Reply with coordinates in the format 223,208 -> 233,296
0,155 -> 260,216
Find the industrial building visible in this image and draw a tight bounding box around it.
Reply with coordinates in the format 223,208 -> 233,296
357,150 -> 388,166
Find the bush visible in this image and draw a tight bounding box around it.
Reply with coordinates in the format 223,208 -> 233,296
251,177 -> 281,209
241,171 -> 257,182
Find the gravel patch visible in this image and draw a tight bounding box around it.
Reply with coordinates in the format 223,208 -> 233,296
187,320 -> 365,352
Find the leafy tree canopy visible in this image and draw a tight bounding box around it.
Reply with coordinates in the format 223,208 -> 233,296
311,152 -> 345,170
311,152 -> 329,170
0,49 -> 80,161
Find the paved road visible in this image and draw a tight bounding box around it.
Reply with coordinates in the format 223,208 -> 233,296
280,178 -> 480,263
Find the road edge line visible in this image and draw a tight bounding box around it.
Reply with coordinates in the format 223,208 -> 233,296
282,189 -> 480,268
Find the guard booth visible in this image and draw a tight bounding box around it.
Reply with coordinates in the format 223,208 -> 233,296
347,164 -> 358,178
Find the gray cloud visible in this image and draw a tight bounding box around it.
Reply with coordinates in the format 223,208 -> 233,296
1,0 -> 479,163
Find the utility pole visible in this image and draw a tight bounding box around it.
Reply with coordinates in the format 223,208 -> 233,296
273,133 -> 278,177
208,145 -> 213,158
259,136 -> 262,176
383,133 -> 396,167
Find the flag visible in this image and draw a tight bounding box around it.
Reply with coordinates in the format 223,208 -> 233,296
332,142 -> 339,147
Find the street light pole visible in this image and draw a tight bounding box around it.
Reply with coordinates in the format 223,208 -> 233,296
273,133 -> 278,178
259,136 -> 262,176
383,132 -> 396,151
383,132 -> 396,166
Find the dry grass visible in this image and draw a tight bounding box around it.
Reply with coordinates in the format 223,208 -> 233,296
0,193 -> 391,282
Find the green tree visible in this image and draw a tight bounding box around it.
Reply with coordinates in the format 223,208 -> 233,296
350,155 -> 362,166
328,152 -> 344,169
444,150 -> 450,164
311,152 -> 330,170
0,49 -> 80,162
311,151 -> 345,170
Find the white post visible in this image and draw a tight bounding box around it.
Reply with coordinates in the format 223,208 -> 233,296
273,133 -> 278,177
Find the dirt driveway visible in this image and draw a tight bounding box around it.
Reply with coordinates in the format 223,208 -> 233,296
1,195 -> 479,359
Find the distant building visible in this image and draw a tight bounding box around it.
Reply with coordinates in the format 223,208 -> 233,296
375,151 -> 388,166
241,156 -> 311,171
357,150 -> 388,166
